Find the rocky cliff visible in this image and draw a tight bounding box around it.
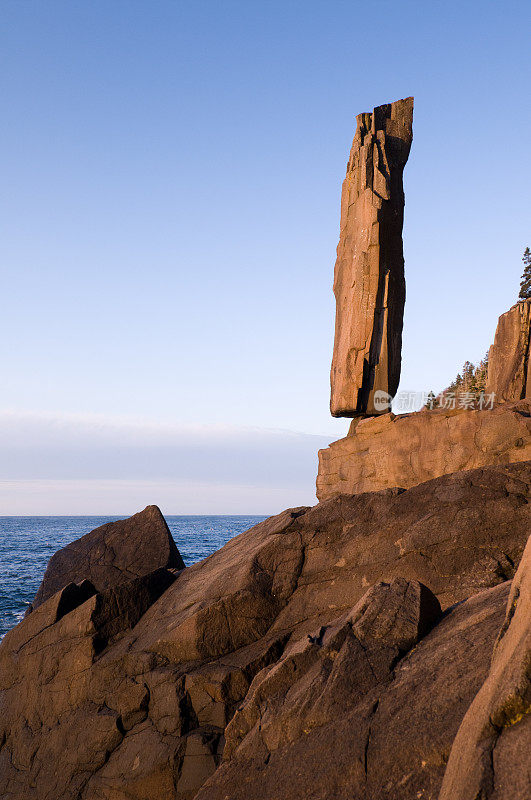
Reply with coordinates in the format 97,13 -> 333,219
330,97 -> 413,417
439,532 -> 531,800
487,299 -> 531,402
1,463 -> 530,799
321,298 -> 531,501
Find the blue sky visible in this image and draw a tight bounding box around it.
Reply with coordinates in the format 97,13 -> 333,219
1,1 -> 530,513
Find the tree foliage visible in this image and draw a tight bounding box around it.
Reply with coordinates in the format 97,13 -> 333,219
519,247 -> 531,300
445,355 -> 489,397
425,353 -> 489,409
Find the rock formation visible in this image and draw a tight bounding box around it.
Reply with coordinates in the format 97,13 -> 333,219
2,98 -> 531,800
330,97 -> 413,417
199,581 -> 511,800
317,399 -> 531,501
1,463 -> 529,799
31,504 -> 184,610
439,533 -> 531,800
487,299 -> 531,402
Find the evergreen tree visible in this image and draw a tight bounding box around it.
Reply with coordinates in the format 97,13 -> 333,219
439,353 -> 489,404
424,390 -> 436,410
447,372 -> 462,394
519,247 -> 531,299
461,361 -> 475,391
474,352 -> 489,394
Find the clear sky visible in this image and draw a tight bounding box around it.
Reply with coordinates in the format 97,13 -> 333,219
1,0 -> 530,513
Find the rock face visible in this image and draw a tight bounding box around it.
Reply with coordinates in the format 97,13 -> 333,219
487,299 -> 531,402
1,463 -> 529,799
439,532 -> 531,800
197,577 -> 443,800
317,399 -> 531,501
198,581 -> 510,800
31,504 -> 184,609
330,97 -> 413,417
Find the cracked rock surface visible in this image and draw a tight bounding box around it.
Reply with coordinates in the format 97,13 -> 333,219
439,530 -> 531,800
0,463 -> 529,799
317,400 -> 531,501
198,581 -> 509,800
330,97 -> 413,417
487,299 -> 531,403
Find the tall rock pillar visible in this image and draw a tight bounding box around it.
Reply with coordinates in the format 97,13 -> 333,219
330,97 -> 413,417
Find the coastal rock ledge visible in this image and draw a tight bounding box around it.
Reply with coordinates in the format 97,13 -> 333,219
1,461 -> 530,800
317,399 -> 531,501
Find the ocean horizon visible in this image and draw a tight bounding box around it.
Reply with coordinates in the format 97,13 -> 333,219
0,514 -> 267,638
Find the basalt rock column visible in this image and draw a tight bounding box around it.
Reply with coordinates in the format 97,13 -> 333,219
486,299 -> 531,402
330,97 -> 413,416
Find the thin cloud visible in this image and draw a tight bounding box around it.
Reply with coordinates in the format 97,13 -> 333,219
0,411 -> 333,513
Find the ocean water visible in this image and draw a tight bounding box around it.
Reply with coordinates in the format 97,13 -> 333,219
0,515 -> 267,638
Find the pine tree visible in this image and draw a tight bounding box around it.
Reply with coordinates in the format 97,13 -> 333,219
461,361 -> 475,391
519,247 -> 531,299
439,353 -> 489,404
447,373 -> 461,394
424,390 -> 436,410
474,352 -> 489,395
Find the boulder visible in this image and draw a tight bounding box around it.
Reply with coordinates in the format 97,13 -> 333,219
439,533 -> 531,800
317,400 -> 531,501
487,299 -> 531,402
31,504 -> 184,609
330,97 -> 413,417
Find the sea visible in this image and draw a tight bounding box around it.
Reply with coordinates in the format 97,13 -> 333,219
0,515 -> 267,639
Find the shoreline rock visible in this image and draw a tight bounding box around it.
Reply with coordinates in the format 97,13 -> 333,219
439,531 -> 531,800
30,504 -> 184,610
1,463 -> 529,799
317,400 -> 531,501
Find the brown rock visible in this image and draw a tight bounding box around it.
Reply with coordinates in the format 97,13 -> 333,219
1,469 -> 529,799
31,504 -> 184,609
330,97 -> 413,417
317,400 -> 531,501
439,533 -> 531,800
90,567 -> 178,653
487,299 -> 531,402
0,508 -> 308,800
0,568 -> 178,799
129,506 -> 310,665
221,578 -> 441,763
196,581 -> 508,800
129,465 -> 528,668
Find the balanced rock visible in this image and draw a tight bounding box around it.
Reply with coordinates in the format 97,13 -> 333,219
487,299 -> 531,402
317,400 -> 531,501
330,97 -> 413,417
31,504 -> 184,609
